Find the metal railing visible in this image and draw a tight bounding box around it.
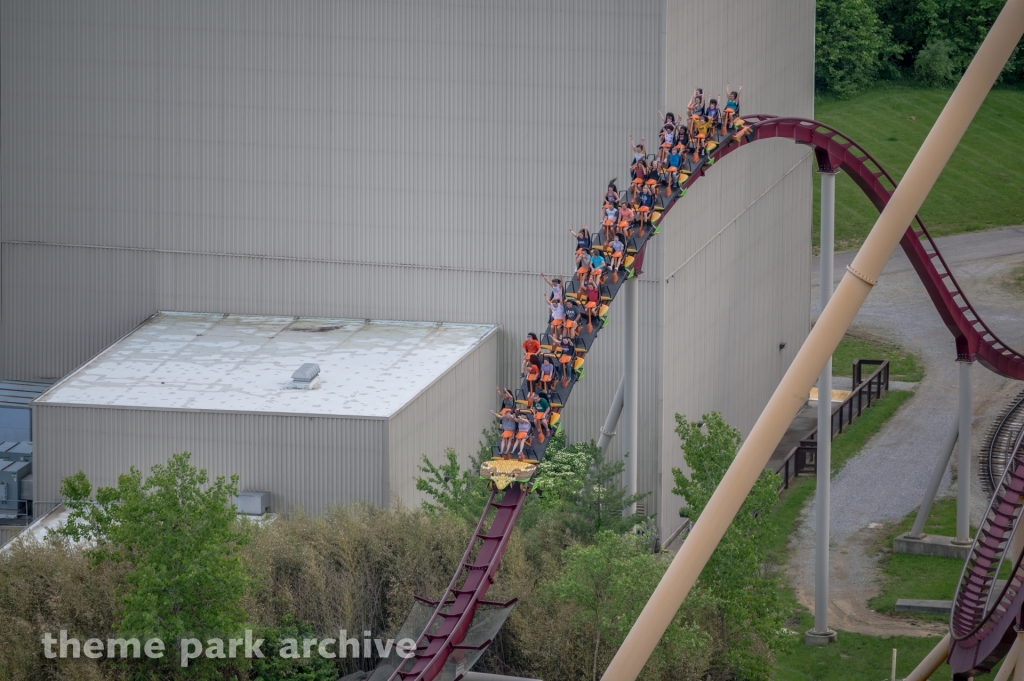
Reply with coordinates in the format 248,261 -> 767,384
774,359 -> 890,490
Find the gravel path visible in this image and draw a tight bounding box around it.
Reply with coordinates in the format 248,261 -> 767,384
784,226 -> 1024,636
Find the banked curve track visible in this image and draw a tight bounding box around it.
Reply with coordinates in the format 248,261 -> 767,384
385,114 -> 1024,681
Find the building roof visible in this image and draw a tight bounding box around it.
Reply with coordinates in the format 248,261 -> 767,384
37,312 -> 497,418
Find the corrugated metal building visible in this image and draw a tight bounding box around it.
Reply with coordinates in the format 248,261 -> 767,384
33,313 -> 498,511
1,0 -> 814,532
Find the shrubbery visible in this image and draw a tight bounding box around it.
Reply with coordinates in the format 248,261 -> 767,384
1,413 -> 784,680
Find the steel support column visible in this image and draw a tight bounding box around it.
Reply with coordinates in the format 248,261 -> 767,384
808,168 -> 838,645
623,276 -> 639,517
955,359 -> 974,544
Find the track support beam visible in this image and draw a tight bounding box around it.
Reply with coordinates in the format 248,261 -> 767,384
808,168 -> 837,645
623,276 -> 639,517
955,359 -> 974,545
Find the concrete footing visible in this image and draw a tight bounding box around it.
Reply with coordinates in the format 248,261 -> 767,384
893,533 -> 971,560
895,599 -> 954,615
805,629 -> 838,646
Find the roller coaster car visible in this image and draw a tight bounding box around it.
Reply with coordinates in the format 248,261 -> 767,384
539,332 -> 557,354
623,237 -> 640,273
480,458 -> 538,490
562,279 -> 580,304
572,337 -> 589,378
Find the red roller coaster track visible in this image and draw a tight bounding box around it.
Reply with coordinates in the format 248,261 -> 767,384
384,115 -> 1024,681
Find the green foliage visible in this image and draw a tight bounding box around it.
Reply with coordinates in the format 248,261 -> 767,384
542,531 -> 714,681
535,431 -> 650,541
914,38 -> 957,85
415,425 -> 499,522
822,0 -> 1024,91
815,0 -> 893,97
416,427 -> 649,539
672,413 -> 787,681
867,497 -> 974,620
249,617 -> 339,681
870,0 -> 938,70
54,452 -> 250,679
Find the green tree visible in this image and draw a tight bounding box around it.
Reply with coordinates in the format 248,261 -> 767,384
564,441 -> 649,541
672,413 -> 787,681
914,38 -> 957,84
415,426 -> 496,522
543,531 -> 713,681
816,0 -> 894,96
416,427 -> 649,539
870,0 -> 1024,82
55,452 -> 250,678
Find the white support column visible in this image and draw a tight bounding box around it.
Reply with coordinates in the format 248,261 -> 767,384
808,168 -> 838,645
955,358 -> 974,544
623,276 -> 639,517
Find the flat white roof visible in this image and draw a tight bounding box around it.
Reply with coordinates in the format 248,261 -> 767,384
37,312 -> 497,418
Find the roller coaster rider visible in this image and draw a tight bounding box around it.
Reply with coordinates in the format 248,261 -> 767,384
520,332 -> 540,378
604,180 -> 619,206
511,411 -> 532,459
490,409 -> 518,457
496,386 -> 515,415
563,298 -> 582,339
687,87 -> 705,134
546,293 -> 565,341
629,134 -> 646,163
558,334 -> 575,387
722,84 -> 742,133
706,97 -> 721,131
617,200 -> 634,238
529,390 -> 552,442
540,272 -> 563,304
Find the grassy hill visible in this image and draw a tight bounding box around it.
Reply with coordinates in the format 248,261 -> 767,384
811,86 -> 1024,251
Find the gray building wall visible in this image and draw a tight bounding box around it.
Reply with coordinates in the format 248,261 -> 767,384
3,0 -> 814,528
33,407 -> 389,512
387,326 -> 498,506
653,0 -> 816,530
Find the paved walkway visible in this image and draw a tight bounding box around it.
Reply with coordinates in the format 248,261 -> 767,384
786,226 -> 1024,636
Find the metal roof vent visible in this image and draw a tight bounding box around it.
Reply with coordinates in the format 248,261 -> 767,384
290,363 -> 320,389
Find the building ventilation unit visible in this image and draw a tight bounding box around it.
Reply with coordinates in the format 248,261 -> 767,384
290,363 -> 320,389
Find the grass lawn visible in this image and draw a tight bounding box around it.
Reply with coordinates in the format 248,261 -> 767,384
782,496 -> 1011,680
833,331 -> 925,383
811,86 -> 1024,251
866,497 -> 997,624
775,607 -> 999,681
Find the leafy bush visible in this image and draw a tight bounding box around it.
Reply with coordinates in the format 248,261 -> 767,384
914,38 -> 957,85
249,618 -> 340,681
542,531 -> 716,681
